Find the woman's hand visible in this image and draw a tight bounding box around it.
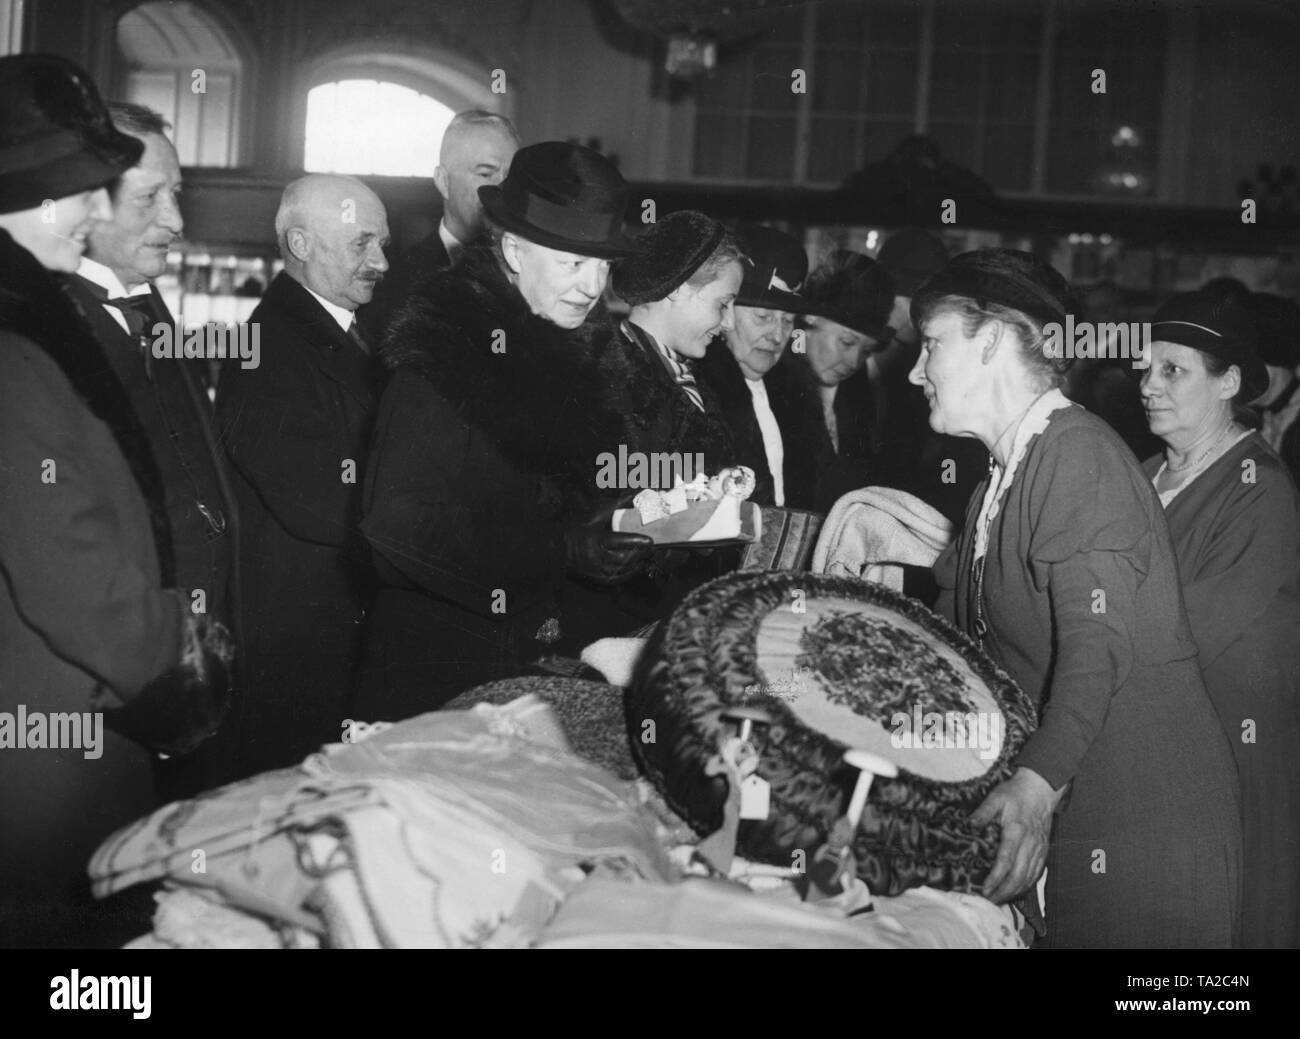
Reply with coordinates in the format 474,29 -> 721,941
565,505 -> 654,585
970,767 -> 1061,904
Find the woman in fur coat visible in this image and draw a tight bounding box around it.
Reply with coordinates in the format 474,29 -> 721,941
0,55 -> 231,948
356,143 -> 653,720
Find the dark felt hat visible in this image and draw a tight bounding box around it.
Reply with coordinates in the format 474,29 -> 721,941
612,209 -> 729,305
1152,289 -> 1269,402
912,248 -> 1075,328
733,223 -> 810,313
0,53 -> 143,215
479,141 -> 641,258
801,251 -> 896,342
876,227 -> 950,297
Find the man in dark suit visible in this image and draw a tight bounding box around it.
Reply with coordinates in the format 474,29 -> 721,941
697,224 -> 832,511
216,174 -> 389,777
59,101 -> 239,797
359,110 -> 518,342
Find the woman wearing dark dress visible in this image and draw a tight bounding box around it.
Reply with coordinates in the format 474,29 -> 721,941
1140,290 -> 1300,948
913,249 -> 1242,948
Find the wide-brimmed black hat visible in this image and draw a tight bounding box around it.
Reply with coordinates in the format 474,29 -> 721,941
801,251 -> 896,343
479,141 -> 640,259
1152,289 -> 1269,402
0,53 -> 143,215
612,209 -> 730,305
733,223 -> 810,313
877,227 -> 950,297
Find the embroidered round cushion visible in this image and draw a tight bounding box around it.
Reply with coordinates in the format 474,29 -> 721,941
625,571 -> 1038,896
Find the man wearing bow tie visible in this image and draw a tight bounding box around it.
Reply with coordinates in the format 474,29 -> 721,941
59,102 -> 240,796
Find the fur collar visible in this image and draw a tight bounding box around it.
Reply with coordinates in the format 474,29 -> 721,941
0,229 -> 175,582
379,244 -> 623,499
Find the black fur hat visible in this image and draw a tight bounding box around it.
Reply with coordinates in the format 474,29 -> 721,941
613,210 -> 729,305
0,54 -> 142,214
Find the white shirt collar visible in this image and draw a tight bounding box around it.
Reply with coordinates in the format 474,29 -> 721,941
77,256 -> 150,299
439,220 -> 465,262
301,284 -> 357,333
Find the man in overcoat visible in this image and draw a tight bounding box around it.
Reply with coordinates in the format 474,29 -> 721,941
60,101 -> 240,796
216,174 -> 389,776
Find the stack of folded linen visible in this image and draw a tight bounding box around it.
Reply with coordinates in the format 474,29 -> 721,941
90,695 -> 673,949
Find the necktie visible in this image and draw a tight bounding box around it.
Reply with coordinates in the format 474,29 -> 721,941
624,321 -> 703,412
666,352 -> 704,412
105,294 -> 156,337
348,320 -> 371,355
94,287 -> 157,378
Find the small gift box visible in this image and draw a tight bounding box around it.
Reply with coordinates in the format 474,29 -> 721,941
612,496 -> 761,545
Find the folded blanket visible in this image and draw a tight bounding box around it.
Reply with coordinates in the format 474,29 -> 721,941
812,487 -> 953,590
90,696 -> 672,948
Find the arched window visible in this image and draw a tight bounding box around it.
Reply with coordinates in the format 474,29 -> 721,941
295,42 -> 505,176
115,0 -> 245,166
304,81 -> 455,178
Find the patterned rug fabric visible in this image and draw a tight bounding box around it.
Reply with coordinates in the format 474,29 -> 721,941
625,571 -> 1038,896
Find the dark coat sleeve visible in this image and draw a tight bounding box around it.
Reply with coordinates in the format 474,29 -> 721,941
360,369 -> 568,618
0,338 -> 182,697
216,321 -> 358,549
1013,426 -> 1152,789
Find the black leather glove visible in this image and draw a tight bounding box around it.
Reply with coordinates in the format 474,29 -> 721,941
565,505 -> 654,586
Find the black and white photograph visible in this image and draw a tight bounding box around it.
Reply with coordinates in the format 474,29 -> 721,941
1,0 -> 1298,983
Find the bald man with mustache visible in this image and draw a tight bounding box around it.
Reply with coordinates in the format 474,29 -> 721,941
215,174 -> 390,778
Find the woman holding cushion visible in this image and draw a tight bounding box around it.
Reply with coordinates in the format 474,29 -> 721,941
911,249 -> 1241,948
1140,290 -> 1300,948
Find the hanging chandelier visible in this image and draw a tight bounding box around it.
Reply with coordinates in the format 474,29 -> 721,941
610,0 -> 794,79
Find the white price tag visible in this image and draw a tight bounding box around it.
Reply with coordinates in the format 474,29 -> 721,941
739,774 -> 771,820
